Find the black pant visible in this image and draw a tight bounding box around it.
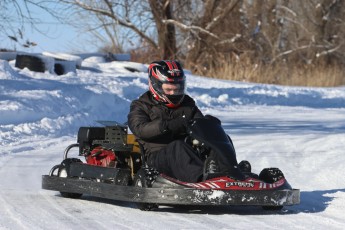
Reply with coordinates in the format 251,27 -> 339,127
148,140 -> 204,183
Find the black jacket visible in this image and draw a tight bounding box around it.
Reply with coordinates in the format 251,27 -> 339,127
128,91 -> 203,155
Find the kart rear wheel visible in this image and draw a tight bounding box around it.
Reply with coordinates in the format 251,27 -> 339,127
133,168 -> 158,211
58,158 -> 83,199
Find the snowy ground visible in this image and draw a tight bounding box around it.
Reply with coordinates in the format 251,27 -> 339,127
0,56 -> 345,229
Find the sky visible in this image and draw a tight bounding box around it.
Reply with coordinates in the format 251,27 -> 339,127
0,55 -> 345,229
1,1 -> 94,53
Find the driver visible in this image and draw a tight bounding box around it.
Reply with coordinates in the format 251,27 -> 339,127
127,60 -> 244,182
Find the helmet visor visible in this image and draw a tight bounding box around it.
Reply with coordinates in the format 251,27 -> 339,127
160,82 -> 185,96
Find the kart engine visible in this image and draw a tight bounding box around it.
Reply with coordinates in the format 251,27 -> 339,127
77,124 -> 133,168
87,147 -> 116,167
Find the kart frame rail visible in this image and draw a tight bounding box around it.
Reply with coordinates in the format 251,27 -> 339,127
42,175 -> 300,206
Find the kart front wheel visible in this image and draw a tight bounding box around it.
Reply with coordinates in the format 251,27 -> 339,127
259,168 -> 285,211
259,168 -> 284,183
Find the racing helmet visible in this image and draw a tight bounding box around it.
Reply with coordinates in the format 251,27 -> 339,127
148,60 -> 186,108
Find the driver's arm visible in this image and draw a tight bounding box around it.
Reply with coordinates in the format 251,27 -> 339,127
127,101 -> 167,141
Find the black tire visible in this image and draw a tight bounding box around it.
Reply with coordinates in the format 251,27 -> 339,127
54,63 -> 65,75
238,160 -> 251,173
15,54 -> 45,72
259,168 -> 285,211
133,168 -> 158,211
58,158 -> 83,199
259,168 -> 285,183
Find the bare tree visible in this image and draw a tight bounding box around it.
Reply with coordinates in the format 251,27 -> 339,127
58,1 -> 160,54
57,0 -> 345,86
161,0 -> 242,73
58,1 -> 244,63
149,0 -> 176,59
65,0 -> 177,58
0,0 -> 65,50
73,6 -> 125,53
1,0 -> 35,49
239,0 -> 345,65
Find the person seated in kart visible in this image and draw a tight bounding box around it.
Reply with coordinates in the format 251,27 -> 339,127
127,60 -> 245,183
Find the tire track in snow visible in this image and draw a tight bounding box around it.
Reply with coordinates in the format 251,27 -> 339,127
0,190 -> 33,230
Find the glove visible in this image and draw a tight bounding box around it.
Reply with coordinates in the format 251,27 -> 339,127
166,116 -> 187,135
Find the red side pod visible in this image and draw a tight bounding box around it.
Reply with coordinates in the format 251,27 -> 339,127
86,147 -> 116,167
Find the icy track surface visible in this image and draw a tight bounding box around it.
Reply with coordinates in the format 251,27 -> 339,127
0,58 -> 345,229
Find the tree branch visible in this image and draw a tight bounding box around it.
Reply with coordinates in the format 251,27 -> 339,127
61,0 -> 158,49
205,0 -> 241,31
162,19 -> 219,39
316,43 -> 344,58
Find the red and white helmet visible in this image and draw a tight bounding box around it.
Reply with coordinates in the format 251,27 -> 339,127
148,60 -> 186,108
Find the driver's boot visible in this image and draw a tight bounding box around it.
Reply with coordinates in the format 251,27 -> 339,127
203,155 -> 219,181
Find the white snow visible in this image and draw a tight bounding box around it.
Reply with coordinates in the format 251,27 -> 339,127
0,55 -> 345,229
42,52 -> 83,68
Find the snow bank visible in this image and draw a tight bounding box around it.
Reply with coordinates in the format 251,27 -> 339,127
75,52 -> 131,61
0,52 -> 18,61
42,52 -> 82,68
0,60 -> 20,79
